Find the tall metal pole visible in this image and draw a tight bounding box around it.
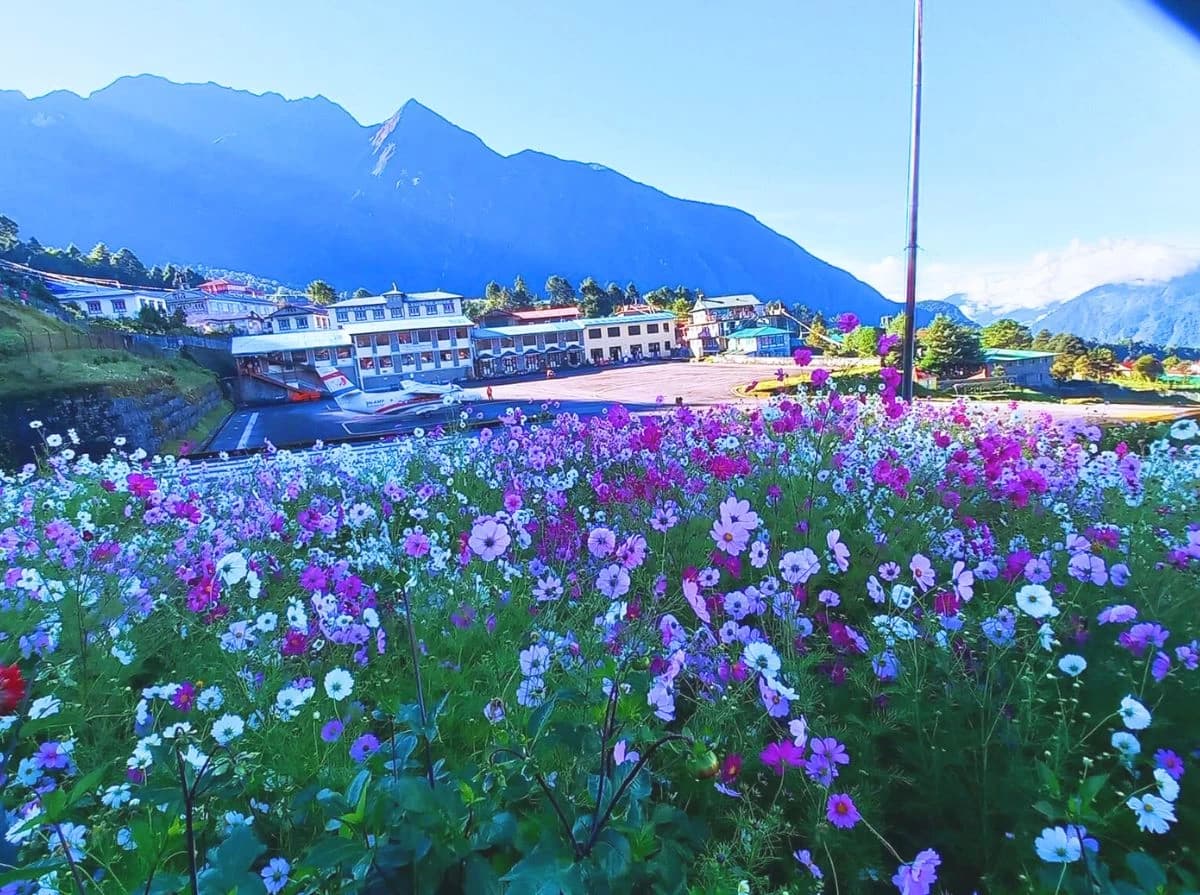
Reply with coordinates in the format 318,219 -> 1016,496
900,0 -> 924,402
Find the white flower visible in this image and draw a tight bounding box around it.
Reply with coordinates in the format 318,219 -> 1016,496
323,668 -> 354,702
1111,731 -> 1140,759
1127,793 -> 1176,834
197,686 -> 224,711
45,434 -> 63,448
56,821 -> 87,861
519,643 -> 551,678
1169,418 -> 1199,441
1155,768 -> 1180,802
28,695 -> 61,720
116,827 -> 137,850
1034,826 -> 1081,863
29,420 -> 43,429
216,552 -> 248,586
890,585 -> 915,610
788,716 -> 808,748
780,548 -> 820,585
1057,654 -> 1087,676
212,713 -> 245,746
114,435 -> 126,446
1119,695 -> 1152,730
1015,584 -> 1056,619
742,642 -> 782,681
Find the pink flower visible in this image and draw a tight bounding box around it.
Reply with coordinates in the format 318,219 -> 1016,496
826,793 -> 861,829
835,312 -> 860,334
760,739 -> 805,776
468,518 -> 510,562
596,564 -> 631,599
811,368 -> 831,388
910,554 -> 936,591
587,527 -> 617,558
827,529 -> 850,572
711,518 -> 750,556
878,333 -> 901,356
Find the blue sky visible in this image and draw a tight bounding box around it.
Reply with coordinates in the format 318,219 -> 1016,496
6,0 -> 1200,307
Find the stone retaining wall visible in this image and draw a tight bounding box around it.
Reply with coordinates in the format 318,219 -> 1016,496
0,383 -> 223,468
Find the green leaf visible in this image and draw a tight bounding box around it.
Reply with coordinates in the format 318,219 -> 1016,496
302,835 -> 369,871
198,826 -> 267,895
64,761 -> 111,808
1036,761 -> 1061,798
0,859 -> 67,884
592,829 -> 631,881
471,810 -> 518,851
1078,774 -> 1109,810
465,853 -> 503,895
526,696 -> 557,741
1126,852 -> 1167,893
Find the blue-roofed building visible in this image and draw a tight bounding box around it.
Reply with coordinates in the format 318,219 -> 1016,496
725,325 -> 792,358
471,320 -> 586,377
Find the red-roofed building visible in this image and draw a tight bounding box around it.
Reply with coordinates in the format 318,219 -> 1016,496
480,306 -> 581,327
199,278 -> 265,298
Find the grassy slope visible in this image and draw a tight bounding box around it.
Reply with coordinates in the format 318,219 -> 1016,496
0,298 -> 216,399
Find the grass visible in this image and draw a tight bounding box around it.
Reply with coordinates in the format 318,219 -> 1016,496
0,297 -> 217,400
161,399 -> 234,456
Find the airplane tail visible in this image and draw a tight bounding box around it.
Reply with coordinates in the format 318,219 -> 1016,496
315,364 -> 360,410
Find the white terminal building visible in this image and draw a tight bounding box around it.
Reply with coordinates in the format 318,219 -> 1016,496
231,287 -> 475,393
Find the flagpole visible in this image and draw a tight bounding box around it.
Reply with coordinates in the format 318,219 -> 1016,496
901,0 -> 924,402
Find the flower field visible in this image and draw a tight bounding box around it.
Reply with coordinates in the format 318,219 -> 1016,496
2,382 -> 1200,894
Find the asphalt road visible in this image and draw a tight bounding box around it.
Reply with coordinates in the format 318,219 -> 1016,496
208,361 -> 1200,453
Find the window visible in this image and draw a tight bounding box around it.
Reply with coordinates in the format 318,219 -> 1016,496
396,331 -> 412,345
649,343 -> 661,355
648,323 -> 659,333
458,348 -> 471,361
455,327 -> 469,340
442,301 -> 455,313
628,325 -> 641,336
424,303 -> 438,316
501,338 -> 515,349
87,301 -> 102,313
290,351 -> 308,365
336,346 -> 352,360
296,318 -> 309,329
355,335 -> 372,348
420,351 -> 433,364
379,356 -> 394,370
591,348 -> 604,362
588,328 -> 601,339
372,308 -> 385,320
278,319 -> 291,331
359,357 -> 375,371
390,307 -> 404,318
314,348 -> 331,362
441,350 -> 453,363
522,334 -> 537,348
400,353 -> 415,366
664,341 -> 673,351
417,329 -> 433,343
609,347 -> 621,361
112,299 -> 127,312
336,310 -> 349,322
607,327 -> 620,338
410,304 -> 421,316
374,334 -> 390,348
436,328 -> 451,343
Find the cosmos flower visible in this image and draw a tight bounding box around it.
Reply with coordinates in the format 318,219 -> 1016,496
826,793 -> 861,829
1015,585 -> 1057,619
468,518 -> 511,561
1034,826 -> 1081,863
1119,695 -> 1152,731
1126,793 -> 1176,834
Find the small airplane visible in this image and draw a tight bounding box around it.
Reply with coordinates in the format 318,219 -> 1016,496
315,364 -> 484,416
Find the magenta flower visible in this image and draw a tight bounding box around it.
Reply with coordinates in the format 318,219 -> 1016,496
878,333 -> 901,356
826,793 -> 861,829
835,312 -> 860,334
404,532 -> 431,558
759,739 -> 805,776
1154,749 -> 1185,781
793,348 -> 813,367
811,368 -> 831,388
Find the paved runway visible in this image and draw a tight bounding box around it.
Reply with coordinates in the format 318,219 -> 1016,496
207,361 -> 1200,454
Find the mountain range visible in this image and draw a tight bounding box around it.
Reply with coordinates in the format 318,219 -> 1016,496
943,267 -> 1200,347
0,74 -> 896,319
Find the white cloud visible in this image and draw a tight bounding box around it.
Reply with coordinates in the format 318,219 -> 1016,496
846,238 -> 1200,317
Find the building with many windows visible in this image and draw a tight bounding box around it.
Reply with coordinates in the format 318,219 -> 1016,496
265,303 -> 332,334
981,349 -> 1057,387
168,288 -> 279,332
472,321 -> 585,377
480,306 -> 581,327
685,293 -> 763,357
581,311 -> 679,364
329,288 -> 474,386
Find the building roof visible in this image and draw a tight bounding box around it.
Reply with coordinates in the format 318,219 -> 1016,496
475,321 -> 584,338
692,293 -> 762,311
580,312 -> 676,327
407,290 -> 463,300
728,325 -> 791,339
270,303 -> 326,317
231,330 -> 351,356
982,348 -> 1057,361
338,315 -> 475,336
506,306 -> 581,321
331,289 -> 463,309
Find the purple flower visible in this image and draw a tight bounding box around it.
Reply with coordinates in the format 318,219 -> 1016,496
261,857 -> 290,895
794,848 -> 824,879
1098,604 -> 1137,625
1155,749 -> 1185,781
35,741 -> 69,770
1110,563 -> 1131,587
893,849 -> 941,895
320,719 -> 344,743
349,733 -> 380,763
826,793 -> 861,829
1152,651 -> 1172,682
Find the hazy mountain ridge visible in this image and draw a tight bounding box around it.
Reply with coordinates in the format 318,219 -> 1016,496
0,75 -> 895,317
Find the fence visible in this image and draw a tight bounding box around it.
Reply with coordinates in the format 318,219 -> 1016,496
1,326 -> 231,359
